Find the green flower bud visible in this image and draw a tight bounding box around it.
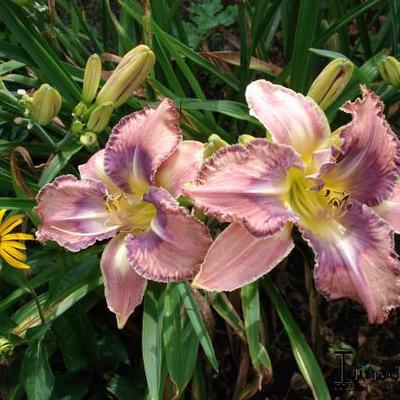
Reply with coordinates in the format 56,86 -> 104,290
0,337 -> 13,358
81,54 -> 102,104
86,101 -> 113,133
203,134 -> 229,159
31,84 -> 62,125
96,45 -> 155,108
238,134 -> 256,145
74,101 -> 87,117
17,90 -> 33,112
71,119 -> 84,135
307,58 -> 354,110
378,56 -> 400,88
80,131 -> 98,147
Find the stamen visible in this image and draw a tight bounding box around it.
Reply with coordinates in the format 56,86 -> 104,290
333,199 -> 339,208
104,189 -> 131,213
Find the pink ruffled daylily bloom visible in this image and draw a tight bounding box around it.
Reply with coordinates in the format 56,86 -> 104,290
36,99 -> 211,328
184,80 -> 400,323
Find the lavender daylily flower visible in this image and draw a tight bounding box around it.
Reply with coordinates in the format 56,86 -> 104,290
36,99 -> 211,328
184,81 -> 400,324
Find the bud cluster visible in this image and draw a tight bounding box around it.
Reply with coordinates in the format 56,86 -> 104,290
72,45 -> 155,148
16,84 -> 62,127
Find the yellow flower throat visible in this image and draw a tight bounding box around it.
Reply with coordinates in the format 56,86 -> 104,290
285,168 -> 351,234
103,190 -> 156,234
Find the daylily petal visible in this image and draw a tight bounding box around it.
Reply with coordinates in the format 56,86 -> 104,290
320,87 -> 400,206
101,234 -> 147,329
301,201 -> 400,323
246,80 -> 330,159
193,223 -> 294,291
184,139 -> 303,237
35,175 -> 118,252
126,187 -> 211,282
374,180 -> 400,233
156,140 -> 204,197
79,149 -> 119,193
104,99 -> 181,195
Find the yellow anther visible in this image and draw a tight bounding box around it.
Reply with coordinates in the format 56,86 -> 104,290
104,190 -> 128,213
112,198 -> 121,210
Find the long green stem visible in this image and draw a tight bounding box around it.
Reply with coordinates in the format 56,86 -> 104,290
23,273 -> 46,325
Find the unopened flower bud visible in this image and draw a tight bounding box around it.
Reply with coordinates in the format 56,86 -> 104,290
308,58 -> 354,110
80,131 -> 98,147
74,101 -> 87,117
96,45 -> 155,108
86,101 -> 113,133
378,56 -> 400,88
81,54 -> 102,104
0,337 -> 13,358
14,116 -> 24,125
71,119 -> 84,135
31,84 -> 62,125
203,134 -> 229,159
238,134 -> 256,145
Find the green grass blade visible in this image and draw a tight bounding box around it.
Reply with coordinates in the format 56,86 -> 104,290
388,0 -> 399,57
142,283 -> 166,400
262,277 -> 330,400
163,283 -> 199,393
316,0 -> 380,47
0,198 -> 36,210
177,283 -> 218,372
119,0 -> 239,91
355,14 -> 372,59
0,2 -> 80,104
280,0 -> 297,60
289,0 -> 320,92
241,282 -> 272,376
163,283 -> 185,389
21,335 -> 55,400
328,0 -> 351,56
180,98 -> 260,125
210,292 -> 245,341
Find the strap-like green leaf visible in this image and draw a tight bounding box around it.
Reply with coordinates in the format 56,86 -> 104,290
262,277 -> 331,400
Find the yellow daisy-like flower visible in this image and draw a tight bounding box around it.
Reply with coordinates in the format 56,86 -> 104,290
0,209 -> 34,269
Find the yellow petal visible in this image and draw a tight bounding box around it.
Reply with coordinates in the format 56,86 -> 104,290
2,243 -> 27,262
0,215 -> 24,235
3,241 -> 26,250
2,233 -> 35,241
0,209 -> 6,226
0,247 -> 29,269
